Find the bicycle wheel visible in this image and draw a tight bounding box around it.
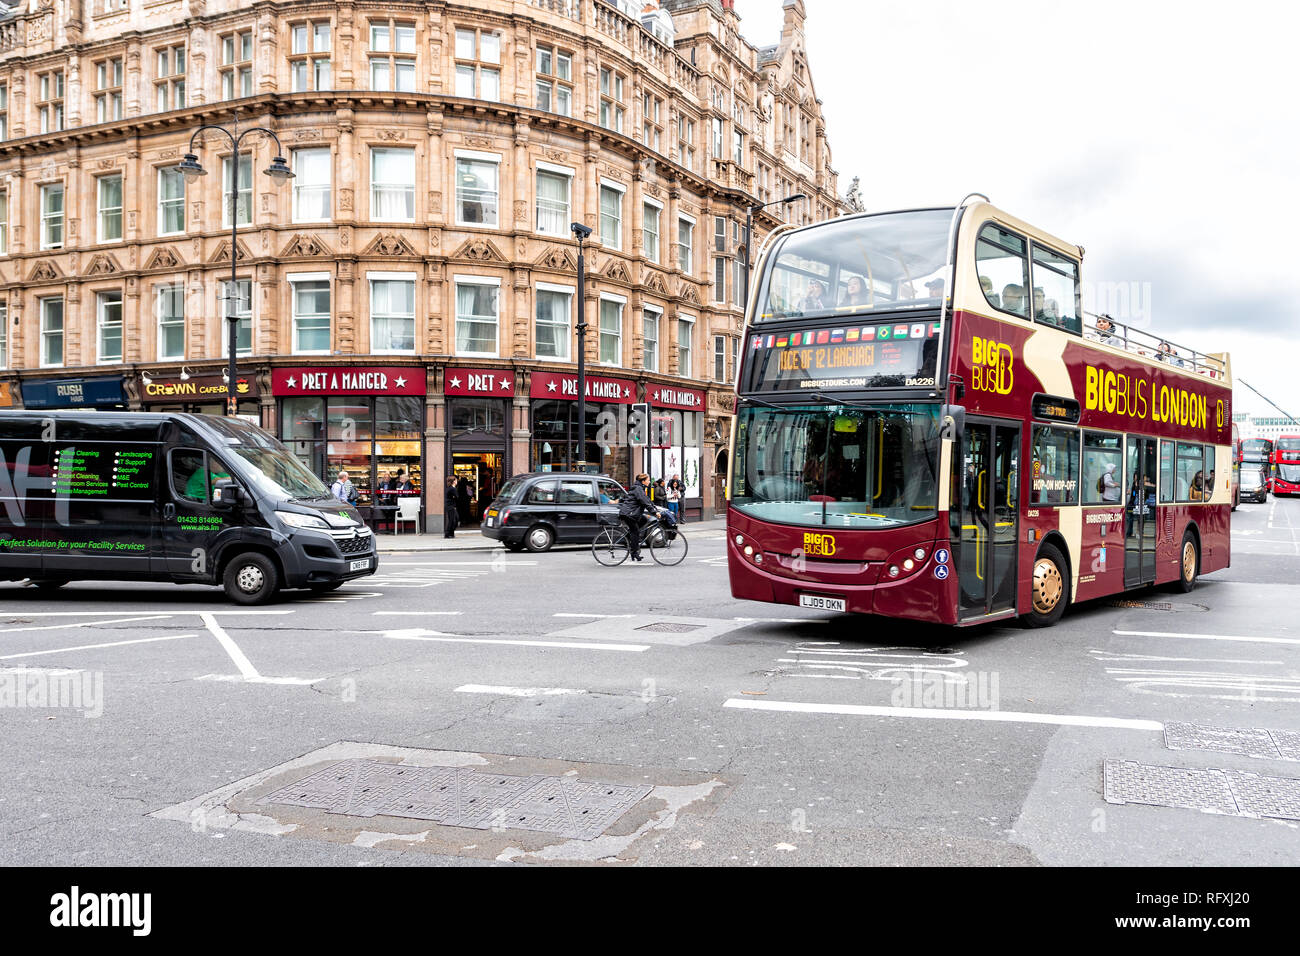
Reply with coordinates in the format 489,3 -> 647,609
592,527 -> 630,566
648,526 -> 688,566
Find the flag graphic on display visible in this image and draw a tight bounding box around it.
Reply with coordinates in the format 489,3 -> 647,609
862,326 -> 876,340
894,325 -> 910,338
830,329 -> 845,342
910,324 -> 926,338
846,328 -> 860,341
816,330 -> 830,344
878,326 -> 892,340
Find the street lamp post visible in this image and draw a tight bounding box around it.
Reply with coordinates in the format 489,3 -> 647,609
178,121 -> 294,417
570,221 -> 593,471
743,193 -> 807,309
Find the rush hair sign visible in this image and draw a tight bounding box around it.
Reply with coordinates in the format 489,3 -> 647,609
529,372 -> 636,404
444,368 -> 516,396
272,367 -> 427,396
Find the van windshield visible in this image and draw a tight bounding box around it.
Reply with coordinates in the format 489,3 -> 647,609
200,416 -> 331,500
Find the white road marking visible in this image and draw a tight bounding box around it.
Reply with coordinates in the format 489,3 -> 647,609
723,697 -> 1164,731
1115,630 -> 1300,647
0,634 -> 196,660
371,611 -> 464,616
199,612 -> 260,680
552,612 -> 636,619
0,614 -> 172,633
0,666 -> 84,675
0,610 -> 294,617
454,684 -> 587,697
380,561 -> 538,566
734,616 -> 824,624
194,674 -> 324,686
362,629 -> 648,652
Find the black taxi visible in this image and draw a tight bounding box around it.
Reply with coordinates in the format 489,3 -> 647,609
481,472 -> 626,552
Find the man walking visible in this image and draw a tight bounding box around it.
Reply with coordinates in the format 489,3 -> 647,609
331,470 -> 358,504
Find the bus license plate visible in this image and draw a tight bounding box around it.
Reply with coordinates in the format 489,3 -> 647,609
349,559 -> 370,572
800,594 -> 845,612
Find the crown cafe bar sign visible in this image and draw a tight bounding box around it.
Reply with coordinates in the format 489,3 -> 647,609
271,367 -> 427,396
141,374 -> 258,403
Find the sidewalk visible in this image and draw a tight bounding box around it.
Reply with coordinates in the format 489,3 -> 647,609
375,515 -> 729,552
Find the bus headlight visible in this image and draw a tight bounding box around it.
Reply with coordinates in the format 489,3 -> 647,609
735,534 -> 744,545
888,565 -> 900,577
914,548 -> 926,561
903,559 -> 915,571
744,545 -> 754,556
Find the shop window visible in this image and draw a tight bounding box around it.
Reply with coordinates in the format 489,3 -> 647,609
221,30 -> 254,100
1082,431 -> 1123,504
455,278 -> 499,356
450,398 -> 505,437
97,290 -> 123,363
535,285 -> 572,360
371,147 -> 415,223
1030,426 -> 1078,505
456,155 -> 499,227
40,297 -> 64,367
158,166 -> 185,235
222,155 -> 253,227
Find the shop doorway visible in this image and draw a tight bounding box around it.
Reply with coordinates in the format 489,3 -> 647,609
452,452 -> 504,526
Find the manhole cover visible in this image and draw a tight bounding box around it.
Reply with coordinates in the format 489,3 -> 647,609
636,622 -> 705,633
1164,721 -> 1293,760
1103,759 -> 1300,820
259,759 -> 652,840
1108,600 -> 1173,610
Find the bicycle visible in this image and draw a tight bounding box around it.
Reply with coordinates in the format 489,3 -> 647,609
592,511 -> 688,567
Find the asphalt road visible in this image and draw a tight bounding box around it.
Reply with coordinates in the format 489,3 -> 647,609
1,496 -> 1298,866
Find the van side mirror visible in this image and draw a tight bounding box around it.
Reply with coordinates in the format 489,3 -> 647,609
212,478 -> 241,508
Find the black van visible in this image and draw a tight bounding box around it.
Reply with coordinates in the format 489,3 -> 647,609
481,472 -> 625,552
0,410 -> 377,603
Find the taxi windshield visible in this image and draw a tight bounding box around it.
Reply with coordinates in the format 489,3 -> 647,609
755,210 -> 952,323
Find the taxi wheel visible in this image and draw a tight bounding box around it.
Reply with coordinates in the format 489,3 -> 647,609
29,578 -> 69,591
503,542 -> 525,553
525,524 -> 555,553
1175,531 -> 1200,593
223,552 -> 280,605
1024,543 -> 1069,628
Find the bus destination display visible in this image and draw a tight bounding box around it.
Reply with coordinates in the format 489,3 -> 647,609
743,322 -> 940,392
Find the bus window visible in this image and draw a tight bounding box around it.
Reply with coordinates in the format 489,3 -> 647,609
1204,445 -> 1216,498
1082,432 -> 1123,504
1030,426 -> 1079,505
1176,442 -> 1205,502
1159,440 -> 1175,501
975,224 -> 1030,319
756,210 -> 951,321
1030,244 -> 1081,335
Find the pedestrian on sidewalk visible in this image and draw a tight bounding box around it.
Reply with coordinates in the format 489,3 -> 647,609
666,473 -> 683,520
443,475 -> 460,538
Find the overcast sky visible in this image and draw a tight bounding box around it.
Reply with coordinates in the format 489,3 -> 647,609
733,0 -> 1300,423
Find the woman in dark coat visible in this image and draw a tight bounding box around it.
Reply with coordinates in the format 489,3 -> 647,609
443,475 -> 460,538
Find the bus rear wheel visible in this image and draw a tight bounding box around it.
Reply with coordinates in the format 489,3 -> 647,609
1175,531 -> 1199,593
1025,543 -> 1069,628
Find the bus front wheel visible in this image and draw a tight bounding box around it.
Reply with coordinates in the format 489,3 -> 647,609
1175,531 -> 1199,593
1025,543 -> 1069,628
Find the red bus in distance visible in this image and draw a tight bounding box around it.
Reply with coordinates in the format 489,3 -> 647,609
1272,435 -> 1300,496
729,198 -> 1232,628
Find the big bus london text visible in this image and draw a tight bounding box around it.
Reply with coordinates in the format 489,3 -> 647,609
727,199 -> 1231,627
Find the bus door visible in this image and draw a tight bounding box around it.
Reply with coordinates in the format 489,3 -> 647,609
957,419 -> 1020,619
1124,436 -> 1158,587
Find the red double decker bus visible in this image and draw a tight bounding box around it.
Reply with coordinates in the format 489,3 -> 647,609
1272,435 -> 1300,495
728,199 -> 1233,627
1238,437 -> 1272,502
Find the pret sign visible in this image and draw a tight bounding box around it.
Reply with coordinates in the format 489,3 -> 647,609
529,372 -> 636,404
272,367 -> 427,396
443,368 -> 516,396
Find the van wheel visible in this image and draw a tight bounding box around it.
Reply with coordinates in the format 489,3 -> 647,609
1175,531 -> 1199,593
1024,543 -> 1069,628
525,524 -> 555,553
223,553 -> 280,605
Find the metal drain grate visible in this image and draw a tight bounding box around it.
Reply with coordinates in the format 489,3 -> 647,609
1108,600 -> 1173,610
1164,721 -> 1300,761
259,760 -> 653,840
635,622 -> 705,633
1103,759 -> 1300,820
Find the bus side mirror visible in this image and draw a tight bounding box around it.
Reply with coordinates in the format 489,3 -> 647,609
940,404 -> 965,442
212,479 -> 241,508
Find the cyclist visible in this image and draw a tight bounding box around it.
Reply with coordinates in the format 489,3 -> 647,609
618,473 -> 658,562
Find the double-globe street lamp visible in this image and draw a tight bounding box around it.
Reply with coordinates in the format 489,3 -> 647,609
177,122 -> 294,416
